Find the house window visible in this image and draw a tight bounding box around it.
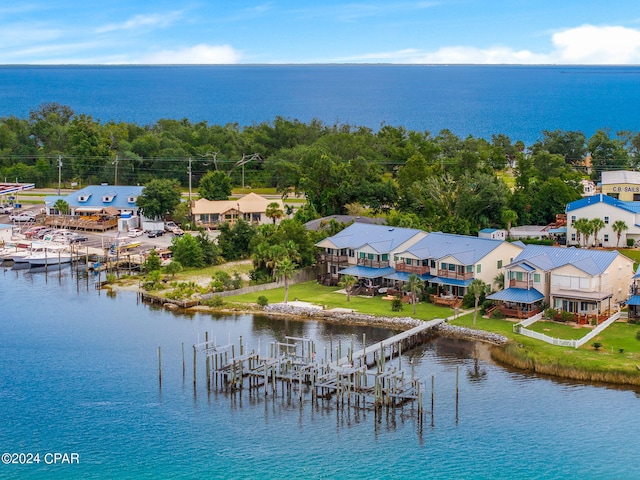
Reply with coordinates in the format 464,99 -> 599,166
430,260 -> 436,268
359,252 -> 365,258
571,216 -> 576,223
466,265 -> 473,273
571,233 -> 576,242
635,194 -> 640,201
516,272 -> 524,282
604,234 -> 609,242
449,264 -> 456,271
367,253 -> 374,260
533,273 -> 541,283
406,258 -> 412,265
604,216 -> 609,224
381,254 -> 388,261
348,249 -> 354,257
476,264 -> 481,274
497,260 -> 503,269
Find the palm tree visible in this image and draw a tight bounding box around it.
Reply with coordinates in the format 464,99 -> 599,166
590,218 -> 605,248
493,272 -> 505,290
275,256 -> 297,303
340,275 -> 358,302
467,279 -> 490,326
404,273 -> 424,315
164,260 -> 183,278
573,218 -> 590,247
501,209 -> 518,239
613,220 -> 628,248
265,202 -> 284,224
53,199 -> 70,215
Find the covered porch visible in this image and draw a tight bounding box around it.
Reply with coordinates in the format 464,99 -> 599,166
338,265 -> 396,296
487,287 -> 545,319
428,277 -> 470,308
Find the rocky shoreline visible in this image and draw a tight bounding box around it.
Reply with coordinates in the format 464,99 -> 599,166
263,303 -> 509,345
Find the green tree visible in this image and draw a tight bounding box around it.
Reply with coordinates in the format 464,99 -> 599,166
613,220 -> 628,247
198,170 -> 232,200
467,279 -> 490,326
164,260 -> 183,278
275,256 -> 297,303
170,233 -> 204,268
590,218 -> 605,247
265,201 -> 284,224
340,275 -> 358,302
404,273 -> 424,315
217,219 -> 257,261
501,209 -> 518,239
143,249 -> 161,273
493,272 -> 505,290
53,199 -> 70,215
573,218 -> 590,247
137,179 -> 182,220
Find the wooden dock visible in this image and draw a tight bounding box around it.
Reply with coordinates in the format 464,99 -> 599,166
190,319 -> 445,414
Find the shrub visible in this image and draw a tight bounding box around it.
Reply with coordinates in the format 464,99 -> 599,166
592,342 -> 603,351
635,330 -> 640,341
559,310 -> 574,323
203,295 -> 224,307
490,309 -> 505,319
105,273 -> 117,284
257,296 -> 269,307
391,297 -> 403,312
544,308 -> 557,320
628,238 -> 635,247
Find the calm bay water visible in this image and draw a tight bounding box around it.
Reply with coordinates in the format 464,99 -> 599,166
1,265 -> 640,479
1,65 -> 640,145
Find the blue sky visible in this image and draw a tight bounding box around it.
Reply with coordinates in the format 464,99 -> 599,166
2,1 -> 640,64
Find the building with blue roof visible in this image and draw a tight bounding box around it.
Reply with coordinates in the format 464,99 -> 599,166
626,266 -> 640,322
315,223 -> 426,287
566,193 -> 640,248
488,244 -> 633,321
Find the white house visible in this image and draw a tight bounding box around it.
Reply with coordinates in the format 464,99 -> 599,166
565,194 -> 640,247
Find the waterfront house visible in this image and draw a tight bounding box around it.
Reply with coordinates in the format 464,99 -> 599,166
315,223 -> 426,289
392,232 -> 523,307
626,266 -> 640,323
191,193 -> 284,229
565,194 -> 640,247
44,185 -> 144,232
487,245 -> 633,321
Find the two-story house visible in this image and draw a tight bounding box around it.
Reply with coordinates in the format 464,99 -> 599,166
191,193 -> 284,228
315,223 -> 426,287
488,245 -> 633,321
392,232 -> 523,307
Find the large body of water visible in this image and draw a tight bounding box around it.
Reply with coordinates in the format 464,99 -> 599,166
1,265 -> 640,479
1,65 -> 640,146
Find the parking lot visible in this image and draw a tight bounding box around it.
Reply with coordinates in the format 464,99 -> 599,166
1,206 -> 177,252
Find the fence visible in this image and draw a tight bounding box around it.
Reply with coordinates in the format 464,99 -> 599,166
514,311 -> 620,349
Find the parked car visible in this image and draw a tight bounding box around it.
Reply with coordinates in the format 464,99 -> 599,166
172,228 -> 185,236
128,228 -> 144,238
9,211 -> 36,222
147,230 -> 164,238
0,204 -> 13,214
24,226 -> 47,238
69,233 -> 88,243
34,228 -> 54,239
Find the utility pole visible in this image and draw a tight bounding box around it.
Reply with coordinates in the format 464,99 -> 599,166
188,158 -> 193,202
57,155 -> 63,195
113,155 -> 119,186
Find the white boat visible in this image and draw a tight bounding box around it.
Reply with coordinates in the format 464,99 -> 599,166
26,244 -> 73,266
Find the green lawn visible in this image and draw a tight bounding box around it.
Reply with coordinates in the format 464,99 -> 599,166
526,320 -> 587,340
225,281 -> 454,320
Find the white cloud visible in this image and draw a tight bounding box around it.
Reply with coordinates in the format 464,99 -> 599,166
551,25 -> 640,64
138,44 -> 242,64
97,11 -> 184,34
343,24 -> 640,64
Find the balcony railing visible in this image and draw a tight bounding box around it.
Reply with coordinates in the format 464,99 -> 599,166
357,258 -> 389,268
509,279 -> 533,289
394,263 -> 430,275
550,284 -> 613,296
317,253 -> 349,264
437,269 -> 474,280
498,306 -> 542,319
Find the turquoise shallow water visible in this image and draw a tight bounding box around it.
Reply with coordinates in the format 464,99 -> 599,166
1,265 -> 640,479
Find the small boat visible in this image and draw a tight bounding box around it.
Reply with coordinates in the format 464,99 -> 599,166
26,243 -> 73,266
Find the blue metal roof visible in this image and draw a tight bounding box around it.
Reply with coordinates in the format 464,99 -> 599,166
510,245 -> 621,276
430,277 -> 473,287
317,223 -> 422,251
566,194 -> 640,214
46,185 -> 143,211
487,287 -> 544,304
400,231 -> 505,263
384,272 -> 434,282
626,295 -> 640,306
339,265 -> 396,278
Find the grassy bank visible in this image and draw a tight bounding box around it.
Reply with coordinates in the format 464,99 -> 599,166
449,313 -> 640,385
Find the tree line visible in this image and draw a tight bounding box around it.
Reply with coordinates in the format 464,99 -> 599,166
3,102 -> 640,234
